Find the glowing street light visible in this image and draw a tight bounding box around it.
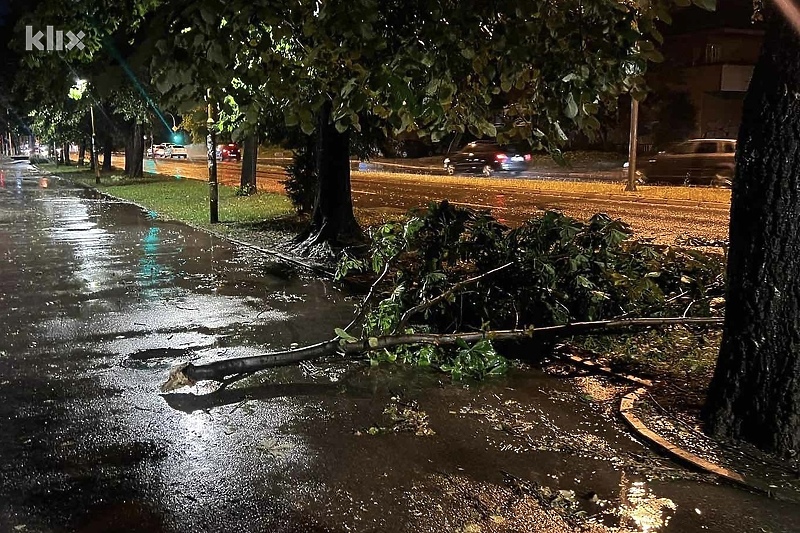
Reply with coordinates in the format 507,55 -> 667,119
70,79 -> 100,184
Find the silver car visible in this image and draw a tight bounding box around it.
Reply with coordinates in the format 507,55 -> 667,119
634,139 -> 736,187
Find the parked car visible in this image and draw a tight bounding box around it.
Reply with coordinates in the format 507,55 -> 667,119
165,145 -> 188,159
444,141 -> 531,176
630,138 -> 736,187
152,143 -> 171,158
216,143 -> 241,161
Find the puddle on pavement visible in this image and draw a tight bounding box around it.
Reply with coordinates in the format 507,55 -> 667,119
1,165 -> 798,533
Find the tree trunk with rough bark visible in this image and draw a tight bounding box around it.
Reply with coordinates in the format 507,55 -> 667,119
78,140 -> 86,166
240,133 -> 258,194
102,137 -> 112,171
124,128 -> 132,175
128,123 -> 144,178
704,11 -> 800,457
300,101 -> 362,249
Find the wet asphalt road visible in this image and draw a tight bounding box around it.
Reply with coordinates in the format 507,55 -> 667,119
1,160 -> 798,533
117,156 -> 730,246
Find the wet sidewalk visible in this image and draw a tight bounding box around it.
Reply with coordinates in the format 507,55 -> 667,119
0,160 -> 798,533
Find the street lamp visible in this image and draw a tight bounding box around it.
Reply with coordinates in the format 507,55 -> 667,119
165,111 -> 178,132
71,79 -> 100,184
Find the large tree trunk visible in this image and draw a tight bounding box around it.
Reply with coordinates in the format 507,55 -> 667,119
128,123 -> 144,178
62,143 -> 70,165
124,123 -> 133,175
301,100 -> 362,248
704,11 -> 800,456
240,133 -> 258,194
78,140 -> 86,166
102,136 -> 112,171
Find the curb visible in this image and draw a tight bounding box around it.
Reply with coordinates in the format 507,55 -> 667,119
619,387 -> 748,486
556,347 -> 775,495
51,170 -> 335,278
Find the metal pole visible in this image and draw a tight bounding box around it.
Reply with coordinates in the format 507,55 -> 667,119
206,90 -> 219,224
626,97 -> 639,192
90,105 -> 100,185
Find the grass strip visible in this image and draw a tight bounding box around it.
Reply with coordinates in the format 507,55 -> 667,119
55,167 -> 293,227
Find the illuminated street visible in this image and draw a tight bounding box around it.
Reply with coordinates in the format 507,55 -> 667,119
116,155 -> 731,246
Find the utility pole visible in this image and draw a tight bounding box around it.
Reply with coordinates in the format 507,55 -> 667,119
625,96 -> 639,192
206,89 -> 219,224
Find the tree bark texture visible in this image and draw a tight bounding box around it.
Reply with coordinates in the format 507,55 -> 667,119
704,12 -> 800,456
124,130 -> 131,175
102,136 -> 112,172
240,133 -> 258,194
127,123 -> 144,178
305,100 -> 362,246
78,140 -> 86,166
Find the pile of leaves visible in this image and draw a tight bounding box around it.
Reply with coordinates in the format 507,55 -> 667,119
336,201 -> 725,379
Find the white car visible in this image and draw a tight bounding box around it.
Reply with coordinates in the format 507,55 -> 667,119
166,145 -> 188,159
152,144 -> 167,157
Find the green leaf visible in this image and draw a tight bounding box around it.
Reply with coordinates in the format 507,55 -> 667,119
301,118 -> 315,135
335,328 -> 357,342
554,122 -> 568,142
368,337 -> 379,348
285,111 -> 299,127
565,93 -> 579,119
691,0 -> 716,11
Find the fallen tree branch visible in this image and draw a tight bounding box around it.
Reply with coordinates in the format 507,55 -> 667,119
395,262 -> 514,333
161,316 -> 723,392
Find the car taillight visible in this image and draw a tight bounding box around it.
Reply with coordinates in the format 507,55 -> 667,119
495,153 -> 508,161
524,154 -> 531,162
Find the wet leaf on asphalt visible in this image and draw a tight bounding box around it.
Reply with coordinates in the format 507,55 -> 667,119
256,437 -> 293,458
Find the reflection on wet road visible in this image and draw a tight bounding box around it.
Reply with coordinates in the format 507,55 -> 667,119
0,161 -> 796,533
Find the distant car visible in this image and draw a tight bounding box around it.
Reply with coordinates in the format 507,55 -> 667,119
166,145 -> 188,159
216,143 -> 241,162
444,141 -> 531,176
630,138 -> 736,187
152,143 -> 169,158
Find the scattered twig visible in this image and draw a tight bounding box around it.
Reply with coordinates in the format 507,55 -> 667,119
614,290 -> 690,320
344,254 -> 398,332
